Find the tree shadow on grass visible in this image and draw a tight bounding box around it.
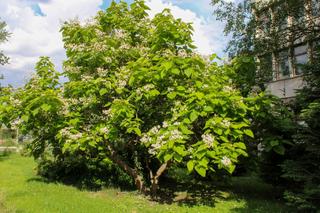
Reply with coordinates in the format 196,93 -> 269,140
0,151 -> 12,162
224,176 -> 292,213
151,176 -> 291,212
152,179 -> 226,208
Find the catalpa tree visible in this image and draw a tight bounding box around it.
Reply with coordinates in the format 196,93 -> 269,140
2,0 -> 256,195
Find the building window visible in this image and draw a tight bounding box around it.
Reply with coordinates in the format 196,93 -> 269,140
312,0 -> 320,17
294,44 -> 308,75
259,54 -> 273,81
278,50 -> 290,79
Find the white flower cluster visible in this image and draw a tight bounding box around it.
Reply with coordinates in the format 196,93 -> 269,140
95,29 -> 106,38
162,121 -> 169,128
114,29 -> 127,39
257,143 -> 265,152
69,132 -> 83,141
65,43 -> 86,52
169,129 -> 183,141
96,67 -> 108,77
63,64 -> 81,75
221,156 -> 231,167
202,133 -> 215,147
102,109 -> 113,117
92,42 -> 108,52
99,127 -> 110,135
10,119 -> 22,128
221,119 -> 231,128
82,75 -> 94,81
143,125 -> 184,156
136,84 -> 155,96
59,127 -> 72,138
223,86 -> 235,93
177,49 -> 188,57
10,97 -> 21,106
140,134 -> 152,144
150,125 -> 160,134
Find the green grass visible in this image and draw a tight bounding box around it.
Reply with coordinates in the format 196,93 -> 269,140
0,153 -> 291,213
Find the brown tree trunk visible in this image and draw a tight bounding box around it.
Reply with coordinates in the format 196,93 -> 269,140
149,161 -> 170,197
106,145 -> 147,194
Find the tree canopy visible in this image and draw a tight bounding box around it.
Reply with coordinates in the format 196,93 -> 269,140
0,0 -> 262,195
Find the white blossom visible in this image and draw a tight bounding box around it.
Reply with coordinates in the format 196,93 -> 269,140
150,125 -> 160,134
221,156 -> 231,167
162,121 -> 169,128
257,143 -> 265,152
202,133 -> 215,147
169,129 -> 183,140
222,119 -> 231,128
99,127 -> 110,135
102,109 -> 113,117
69,132 -> 83,141
223,86 -> 235,92
140,134 -> 152,144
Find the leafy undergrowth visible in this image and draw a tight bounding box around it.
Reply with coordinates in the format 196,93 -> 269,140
0,154 -> 291,213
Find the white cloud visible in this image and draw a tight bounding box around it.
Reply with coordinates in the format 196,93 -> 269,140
0,0 -> 228,87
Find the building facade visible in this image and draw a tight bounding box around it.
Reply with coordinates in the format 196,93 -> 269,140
253,0 -> 320,99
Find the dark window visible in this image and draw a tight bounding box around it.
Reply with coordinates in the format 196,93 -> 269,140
294,44 -> 308,75
278,50 -> 290,79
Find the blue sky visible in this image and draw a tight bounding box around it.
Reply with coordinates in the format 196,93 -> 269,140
0,0 -> 230,87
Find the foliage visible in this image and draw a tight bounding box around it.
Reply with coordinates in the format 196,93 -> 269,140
279,46 -> 320,211
212,0 -> 320,56
0,0 -> 260,195
0,18 -> 9,66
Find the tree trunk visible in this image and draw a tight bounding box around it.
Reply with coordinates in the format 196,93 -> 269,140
106,145 -> 147,194
149,161 -> 170,197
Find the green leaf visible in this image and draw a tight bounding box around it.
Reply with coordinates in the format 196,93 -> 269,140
176,86 -> 185,91
244,129 -> 254,138
214,128 -> 223,135
187,160 -> 194,172
173,153 -> 183,162
41,104 -> 51,112
133,128 -> 141,136
171,68 -> 180,75
164,153 -> 173,162
167,92 -> 177,99
163,61 -> 173,71
149,89 -> 160,97
173,146 -> 186,156
99,88 -> 108,96
273,145 -> 285,155
180,125 -> 193,135
21,115 -> 29,122
204,106 -> 213,112
234,142 -> 246,149
185,68 -> 193,77
190,111 -> 198,122
195,165 -> 206,177
270,140 -> 279,147
32,108 -> 39,116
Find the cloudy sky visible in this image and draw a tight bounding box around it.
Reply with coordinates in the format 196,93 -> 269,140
0,0 -> 230,87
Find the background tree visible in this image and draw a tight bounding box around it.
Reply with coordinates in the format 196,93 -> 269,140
280,46 -> 320,211
212,0 -> 320,86
0,18 -> 9,66
0,19 -> 10,88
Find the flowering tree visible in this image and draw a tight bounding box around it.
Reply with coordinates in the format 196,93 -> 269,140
1,0 -> 255,195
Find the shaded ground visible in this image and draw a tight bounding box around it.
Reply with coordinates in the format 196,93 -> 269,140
0,153 -> 292,213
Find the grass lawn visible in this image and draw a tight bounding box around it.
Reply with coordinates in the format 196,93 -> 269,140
0,153 -> 291,213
